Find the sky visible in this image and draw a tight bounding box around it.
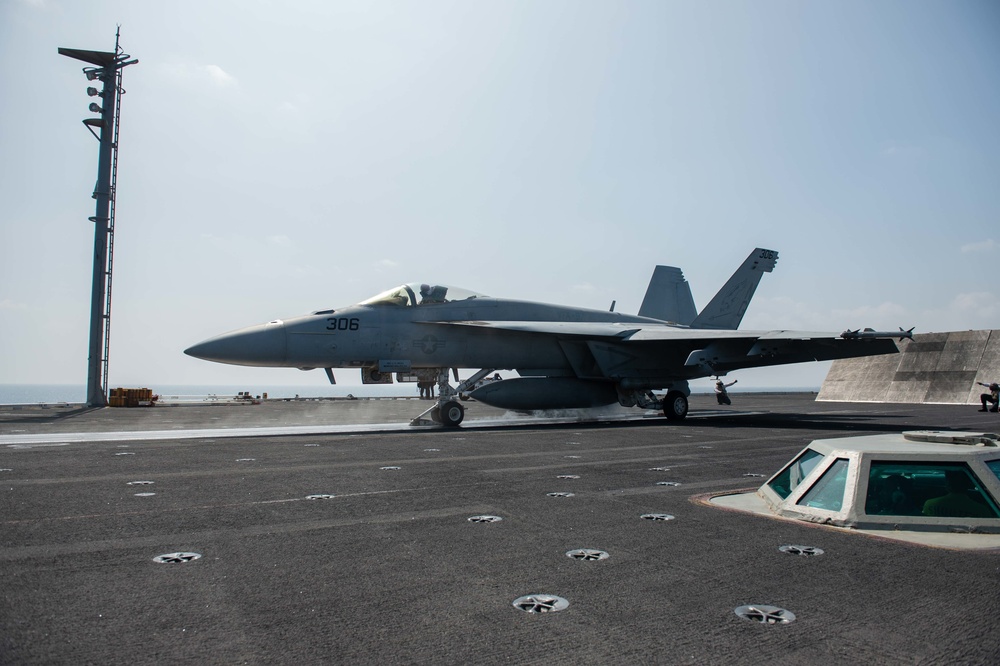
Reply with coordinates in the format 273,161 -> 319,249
1,0 -> 998,392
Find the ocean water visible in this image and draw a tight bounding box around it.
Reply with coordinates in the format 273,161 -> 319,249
0,383 -> 418,404
0,383 -> 816,405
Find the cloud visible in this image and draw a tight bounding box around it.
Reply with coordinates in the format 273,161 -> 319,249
192,233 -> 319,280
374,259 -> 398,268
277,93 -> 313,115
947,291 -> 999,322
203,64 -> 237,87
961,239 -> 996,253
161,62 -> 239,89
0,299 -> 28,310
821,293 -> 1000,335
831,301 -> 909,324
899,291 -> 1000,332
880,143 -> 923,159
744,296 -> 911,332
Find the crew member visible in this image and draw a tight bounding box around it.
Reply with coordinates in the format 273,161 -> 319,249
922,471 -> 993,518
977,381 -> 999,412
715,378 -> 737,405
419,284 -> 447,304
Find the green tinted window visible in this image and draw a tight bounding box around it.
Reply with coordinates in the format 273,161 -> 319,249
767,448 -> 824,500
797,458 -> 850,512
865,461 -> 1000,519
988,460 -> 1000,483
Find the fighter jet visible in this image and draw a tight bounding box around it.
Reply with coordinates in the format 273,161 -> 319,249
184,248 -> 905,426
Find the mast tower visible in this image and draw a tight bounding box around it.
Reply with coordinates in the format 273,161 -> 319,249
59,29 -> 138,407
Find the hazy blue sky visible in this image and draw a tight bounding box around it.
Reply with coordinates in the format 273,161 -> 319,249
2,0 -> 997,391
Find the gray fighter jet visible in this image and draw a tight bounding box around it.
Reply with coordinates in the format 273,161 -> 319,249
185,248 -> 906,426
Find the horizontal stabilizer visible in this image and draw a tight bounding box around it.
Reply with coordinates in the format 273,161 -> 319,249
638,266 -> 698,324
691,248 -> 778,330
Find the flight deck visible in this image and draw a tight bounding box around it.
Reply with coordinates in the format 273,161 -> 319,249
2,394 -> 998,664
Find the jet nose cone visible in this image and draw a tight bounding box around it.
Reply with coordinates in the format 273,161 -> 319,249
185,321 -> 288,367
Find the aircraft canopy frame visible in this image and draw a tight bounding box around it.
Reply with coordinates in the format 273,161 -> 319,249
358,283 -> 488,308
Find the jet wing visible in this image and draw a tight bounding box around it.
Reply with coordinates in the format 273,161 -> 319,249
627,328 -> 846,341
437,320 -> 840,342
434,320 -> 899,376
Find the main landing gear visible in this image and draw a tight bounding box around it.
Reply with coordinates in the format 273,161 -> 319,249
617,385 -> 690,421
662,390 -> 689,421
435,400 -> 465,427
410,368 -> 496,427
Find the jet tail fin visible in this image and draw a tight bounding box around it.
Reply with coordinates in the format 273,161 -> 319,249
690,248 -> 778,330
638,266 -> 698,324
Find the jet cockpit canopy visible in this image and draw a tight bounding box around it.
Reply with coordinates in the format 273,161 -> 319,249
358,283 -> 487,307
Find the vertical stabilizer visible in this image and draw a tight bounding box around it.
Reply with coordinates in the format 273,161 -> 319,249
691,248 -> 778,330
638,266 -> 698,324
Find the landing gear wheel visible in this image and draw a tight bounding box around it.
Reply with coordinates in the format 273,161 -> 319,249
663,391 -> 688,421
438,400 -> 465,427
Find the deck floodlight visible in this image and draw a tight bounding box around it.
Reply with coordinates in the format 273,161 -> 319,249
87,87 -> 101,97
89,102 -> 103,113
86,70 -> 100,80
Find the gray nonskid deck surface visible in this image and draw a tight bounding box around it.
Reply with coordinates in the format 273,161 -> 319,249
2,394 -> 999,664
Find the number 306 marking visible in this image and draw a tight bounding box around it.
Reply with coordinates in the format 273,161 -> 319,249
326,317 -> 360,331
